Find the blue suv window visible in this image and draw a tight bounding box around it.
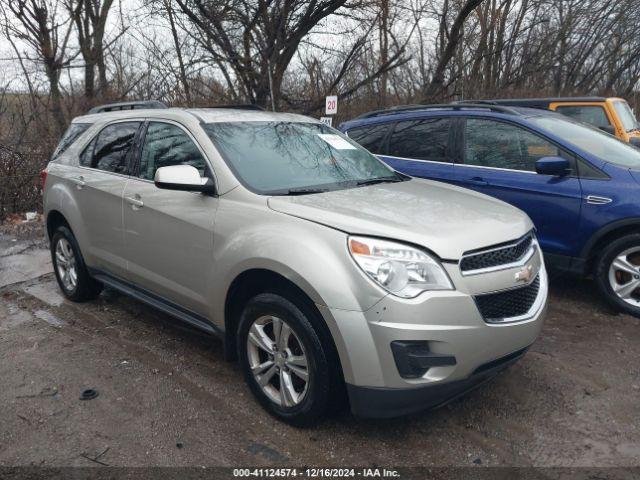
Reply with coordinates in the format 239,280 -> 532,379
464,118 -> 561,172
346,124 -> 389,153
388,118 -> 450,162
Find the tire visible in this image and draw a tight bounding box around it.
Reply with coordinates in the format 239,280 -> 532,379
594,233 -> 640,317
237,293 -> 340,426
51,226 -> 103,302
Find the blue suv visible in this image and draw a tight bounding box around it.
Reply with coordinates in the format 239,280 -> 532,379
340,104 -> 640,317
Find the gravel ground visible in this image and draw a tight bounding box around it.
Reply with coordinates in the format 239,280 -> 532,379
0,223 -> 639,469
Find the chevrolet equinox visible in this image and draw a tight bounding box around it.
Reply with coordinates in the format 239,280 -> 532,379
42,101 -> 548,425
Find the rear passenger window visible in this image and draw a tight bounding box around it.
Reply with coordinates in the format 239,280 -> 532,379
80,122 -> 140,174
79,138 -> 96,167
387,118 -> 450,162
347,124 -> 389,153
137,122 -> 207,180
52,123 -> 90,161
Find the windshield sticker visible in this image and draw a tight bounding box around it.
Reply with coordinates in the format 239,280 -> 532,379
317,134 -> 357,150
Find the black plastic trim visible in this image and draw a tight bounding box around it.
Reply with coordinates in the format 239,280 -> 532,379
544,252 -> 578,273
89,268 -> 221,337
347,346 -> 529,418
579,218 -> 640,259
356,103 -> 521,120
458,97 -> 607,109
390,341 -> 456,378
155,179 -> 216,194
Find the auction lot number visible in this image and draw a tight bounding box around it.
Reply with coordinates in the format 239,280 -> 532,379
233,468 -> 400,478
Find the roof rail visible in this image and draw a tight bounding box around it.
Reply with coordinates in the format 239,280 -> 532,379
206,104 -> 265,111
87,100 -> 168,114
356,103 -> 521,119
455,100 -> 499,105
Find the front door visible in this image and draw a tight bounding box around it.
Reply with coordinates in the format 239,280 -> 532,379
122,121 -> 218,316
451,117 -> 583,257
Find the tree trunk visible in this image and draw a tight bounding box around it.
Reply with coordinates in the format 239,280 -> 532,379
422,0 -> 487,102
46,66 -> 66,136
378,0 -> 389,106
164,0 -> 191,105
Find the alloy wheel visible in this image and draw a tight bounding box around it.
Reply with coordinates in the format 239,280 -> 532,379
246,315 -> 309,408
55,237 -> 78,292
608,247 -> 640,306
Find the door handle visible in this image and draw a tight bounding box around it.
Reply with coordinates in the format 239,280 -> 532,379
125,195 -> 144,208
585,195 -> 612,205
466,176 -> 488,186
73,175 -> 85,190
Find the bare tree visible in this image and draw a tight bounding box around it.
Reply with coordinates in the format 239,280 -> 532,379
171,0 -> 355,108
0,0 -> 75,135
67,0 -> 116,99
163,0 -> 191,104
422,0 -> 487,101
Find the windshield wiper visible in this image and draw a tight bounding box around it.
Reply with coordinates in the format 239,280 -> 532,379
356,176 -> 405,187
285,187 -> 328,195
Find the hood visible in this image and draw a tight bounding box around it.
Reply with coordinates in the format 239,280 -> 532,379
267,178 -> 532,260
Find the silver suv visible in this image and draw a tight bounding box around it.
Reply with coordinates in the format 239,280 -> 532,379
42,101 -> 547,425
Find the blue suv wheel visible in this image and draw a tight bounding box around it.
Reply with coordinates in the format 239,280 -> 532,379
595,234 -> 640,316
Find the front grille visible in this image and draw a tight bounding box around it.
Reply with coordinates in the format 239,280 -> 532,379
474,275 -> 540,323
460,233 -> 533,273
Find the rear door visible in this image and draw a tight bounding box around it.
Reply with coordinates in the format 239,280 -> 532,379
75,120 -> 142,278
122,120 -> 218,316
377,117 -> 455,182
451,117 -> 583,257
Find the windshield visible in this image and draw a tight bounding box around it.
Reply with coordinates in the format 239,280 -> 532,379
612,100 -> 639,132
204,122 -> 402,194
529,115 -> 640,168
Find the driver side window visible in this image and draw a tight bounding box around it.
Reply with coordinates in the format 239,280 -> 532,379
138,122 -> 207,180
464,118 -> 564,172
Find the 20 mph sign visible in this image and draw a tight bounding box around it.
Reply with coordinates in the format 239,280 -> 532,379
325,95 -> 338,115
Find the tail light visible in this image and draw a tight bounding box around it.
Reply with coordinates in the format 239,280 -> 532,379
40,169 -> 48,190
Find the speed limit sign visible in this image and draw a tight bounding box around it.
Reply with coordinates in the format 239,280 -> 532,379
325,95 -> 338,115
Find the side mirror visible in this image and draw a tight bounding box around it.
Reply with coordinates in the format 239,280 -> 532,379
599,125 -> 616,135
535,156 -> 571,177
154,165 -> 215,194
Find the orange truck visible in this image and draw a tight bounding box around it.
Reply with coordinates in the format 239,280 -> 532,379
463,97 -> 640,145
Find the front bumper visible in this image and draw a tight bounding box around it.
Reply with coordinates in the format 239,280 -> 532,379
347,346 -> 529,418
317,258 -> 547,418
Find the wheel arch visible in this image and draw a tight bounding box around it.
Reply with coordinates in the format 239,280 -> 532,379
46,209 -> 72,239
581,218 -> 640,273
44,179 -> 88,250
222,268 -> 341,372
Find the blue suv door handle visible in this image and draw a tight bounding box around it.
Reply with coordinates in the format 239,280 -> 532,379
585,195 -> 612,205
466,177 -> 489,186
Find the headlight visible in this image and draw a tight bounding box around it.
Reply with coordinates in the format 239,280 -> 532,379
348,236 -> 453,298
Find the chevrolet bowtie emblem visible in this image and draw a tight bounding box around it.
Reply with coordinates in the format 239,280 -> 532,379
515,265 -> 534,283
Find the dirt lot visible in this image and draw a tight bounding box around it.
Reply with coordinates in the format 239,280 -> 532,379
0,222 -> 639,469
